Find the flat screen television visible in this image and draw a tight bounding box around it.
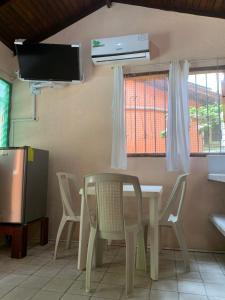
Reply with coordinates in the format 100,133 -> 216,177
15,41 -> 83,82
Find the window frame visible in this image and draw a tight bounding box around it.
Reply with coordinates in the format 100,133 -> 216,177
125,66 -> 225,158
0,77 -> 12,148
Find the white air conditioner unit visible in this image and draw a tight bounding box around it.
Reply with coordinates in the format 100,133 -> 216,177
91,33 -> 150,65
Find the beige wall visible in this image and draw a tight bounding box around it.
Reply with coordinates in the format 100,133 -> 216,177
0,41 -> 15,82
0,42 -> 14,246
10,4 -> 225,250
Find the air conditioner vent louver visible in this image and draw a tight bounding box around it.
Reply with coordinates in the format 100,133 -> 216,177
91,33 -> 150,66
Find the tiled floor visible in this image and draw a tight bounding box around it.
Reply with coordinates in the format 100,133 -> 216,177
0,242 -> 225,299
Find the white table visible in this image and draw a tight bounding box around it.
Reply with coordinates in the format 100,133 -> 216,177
208,173 -> 225,183
77,184 -> 163,280
208,173 -> 225,238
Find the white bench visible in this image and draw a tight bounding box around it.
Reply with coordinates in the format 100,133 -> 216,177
210,214 -> 225,237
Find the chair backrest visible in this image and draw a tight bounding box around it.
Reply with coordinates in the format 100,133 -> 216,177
159,173 -> 188,223
56,172 -> 79,218
84,173 -> 143,239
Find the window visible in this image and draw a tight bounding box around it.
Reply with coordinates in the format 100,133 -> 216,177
0,78 -> 11,147
125,70 -> 225,155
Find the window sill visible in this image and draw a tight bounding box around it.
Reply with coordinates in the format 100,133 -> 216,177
127,153 -> 225,158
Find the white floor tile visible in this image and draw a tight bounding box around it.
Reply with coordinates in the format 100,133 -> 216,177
201,272 -> 225,284
27,256 -> 51,266
198,262 -> 223,274
61,294 -> 90,300
205,282 -> 225,298
93,283 -> 123,299
177,271 -> 202,282
0,274 -> 29,288
56,265 -> 81,279
150,290 -> 179,300
158,268 -> 177,280
102,272 -> 125,286
0,272 -> 11,280
0,286 -> 14,298
0,287 -> 38,300
134,274 -> 151,288
121,287 -> 149,299
208,297 -> 225,300
107,263 -> 125,274
33,265 -> 62,277
176,261 -> 199,272
77,270 -> 105,282
179,293 -> 208,300
13,264 -> 42,275
66,280 -> 98,296
151,279 -> 178,292
31,290 -> 63,300
195,253 -> 216,262
42,277 -> 74,292
19,275 -> 50,288
177,281 -> 206,295
0,244 -> 225,300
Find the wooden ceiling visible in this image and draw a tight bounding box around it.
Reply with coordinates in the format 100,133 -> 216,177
115,0 -> 225,18
0,0 -> 106,50
0,0 -> 225,51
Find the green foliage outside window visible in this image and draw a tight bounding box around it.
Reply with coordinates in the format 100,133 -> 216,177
0,78 -> 11,147
160,104 -> 224,139
189,104 -> 223,133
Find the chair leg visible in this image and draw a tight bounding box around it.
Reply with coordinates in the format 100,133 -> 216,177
86,227 -> 97,293
173,223 -> 190,272
144,225 -> 148,252
159,226 -> 163,253
95,239 -> 106,267
125,231 -> 137,296
136,229 -> 147,272
53,218 -> 66,260
66,222 -> 75,249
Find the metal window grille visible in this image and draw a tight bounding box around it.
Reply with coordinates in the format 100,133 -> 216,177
125,70 -> 225,155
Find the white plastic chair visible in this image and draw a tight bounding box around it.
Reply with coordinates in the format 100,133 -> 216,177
159,173 -> 190,271
53,172 -> 80,260
84,173 -> 146,296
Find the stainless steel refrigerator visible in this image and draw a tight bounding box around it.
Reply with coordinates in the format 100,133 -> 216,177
0,147 -> 49,224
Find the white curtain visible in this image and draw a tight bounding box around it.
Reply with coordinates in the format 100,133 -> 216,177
166,60 -> 190,172
111,65 -> 127,169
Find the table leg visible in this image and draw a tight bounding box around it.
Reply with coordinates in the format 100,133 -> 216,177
11,225 -> 28,259
40,217 -> 48,245
149,196 -> 159,280
78,193 -> 90,270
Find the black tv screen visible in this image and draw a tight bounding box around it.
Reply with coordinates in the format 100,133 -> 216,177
15,42 -> 82,82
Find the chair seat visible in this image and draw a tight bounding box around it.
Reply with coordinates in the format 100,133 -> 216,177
125,218 -> 141,232
99,218 -> 141,240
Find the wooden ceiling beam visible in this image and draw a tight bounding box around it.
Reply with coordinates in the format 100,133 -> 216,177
8,0 -> 106,49
114,0 -> 225,19
1,0 -> 225,51
0,0 -> 11,7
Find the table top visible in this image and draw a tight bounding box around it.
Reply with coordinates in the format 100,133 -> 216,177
208,173 -> 225,183
79,184 -> 163,198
